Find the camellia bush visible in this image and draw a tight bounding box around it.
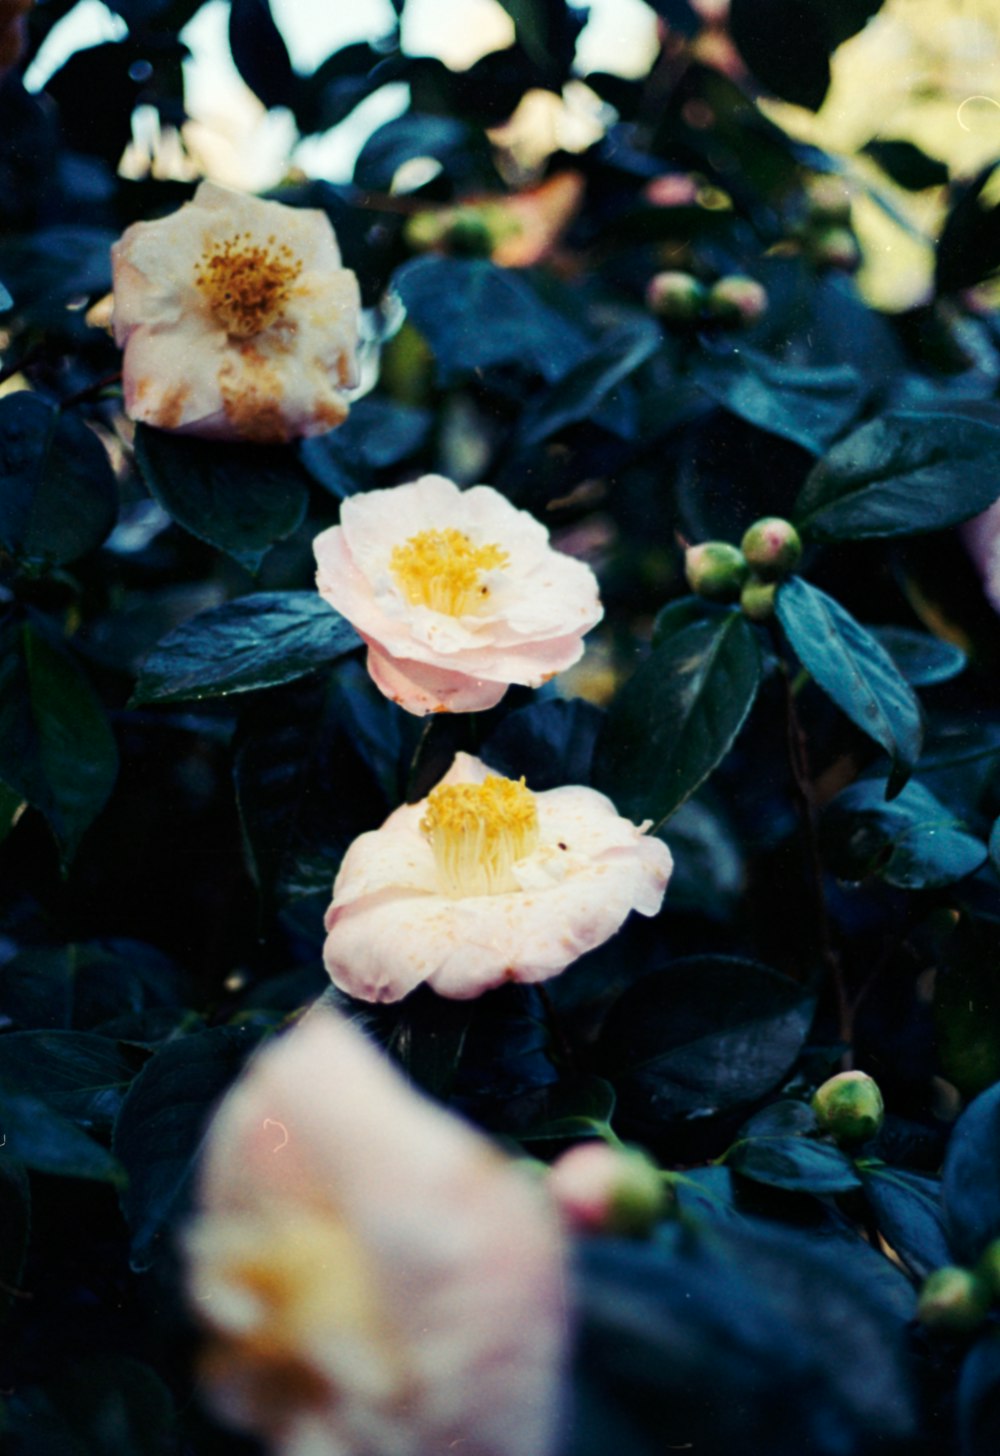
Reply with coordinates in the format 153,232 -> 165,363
8,0 -> 1000,1452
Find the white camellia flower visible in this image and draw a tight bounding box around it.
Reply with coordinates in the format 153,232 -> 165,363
313,475 -> 603,716
323,751 -> 672,1002
185,1009 -> 567,1456
111,181 -> 360,443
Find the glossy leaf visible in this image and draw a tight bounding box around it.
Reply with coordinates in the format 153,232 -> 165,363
943,1081 -> 1000,1264
0,1030 -> 145,1133
132,592 -> 359,706
133,425 -> 310,571
0,392 -> 117,567
695,348 -> 871,455
859,1164 -> 951,1279
776,577 -> 922,795
593,611 -> 761,828
597,957 -> 814,1123
794,410 -> 1000,541
728,1129 -> 861,1194
872,626 -> 967,686
821,777 -> 986,889
516,319 -> 661,446
0,1086 -> 123,1182
0,617 -> 118,861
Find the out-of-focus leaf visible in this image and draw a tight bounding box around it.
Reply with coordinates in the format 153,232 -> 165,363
299,395 -> 432,499
132,593 -> 359,705
229,0 -> 295,109
937,917 -> 1000,1098
482,696 -> 603,790
0,1031 -> 145,1133
594,610 -> 761,829
776,577 -> 922,796
113,1024 -> 261,1269
517,1077 -> 617,1143
0,1159 -> 29,1321
942,1081 -> 1000,1264
597,958 -> 814,1123
863,138 -> 949,191
729,0 -> 883,110
937,164 -> 1000,294
133,425 -> 310,572
0,617 -> 118,862
0,940 -> 180,1033
6,1356 -> 175,1456
794,410 -> 1000,541
0,1087 -> 123,1182
959,1330 -> 1000,1456
871,626 -> 967,686
0,392 -> 117,567
821,777 -> 985,888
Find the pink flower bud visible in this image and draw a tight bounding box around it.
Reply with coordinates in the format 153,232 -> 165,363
548,1142 -> 670,1237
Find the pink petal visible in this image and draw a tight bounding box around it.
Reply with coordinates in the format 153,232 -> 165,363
364,639 -> 511,715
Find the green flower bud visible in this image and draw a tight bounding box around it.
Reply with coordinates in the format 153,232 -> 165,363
705,275 -> 769,328
740,517 -> 803,580
549,1142 -> 673,1237
917,1266 -> 992,1334
811,1070 -> 884,1145
684,542 -> 749,602
812,226 -> 861,272
975,1239 -> 1000,1300
446,213 -> 496,257
646,270 -> 706,322
806,176 -> 852,225
740,579 -> 777,622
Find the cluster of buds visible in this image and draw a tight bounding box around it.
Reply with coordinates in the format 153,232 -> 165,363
791,174 -> 861,273
683,516 -> 802,620
646,271 -> 768,329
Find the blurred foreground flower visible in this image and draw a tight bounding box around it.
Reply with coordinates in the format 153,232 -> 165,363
314,475 -> 602,715
963,499 -> 1000,614
111,181 -> 360,442
323,751 -> 671,1002
186,1009 -> 567,1456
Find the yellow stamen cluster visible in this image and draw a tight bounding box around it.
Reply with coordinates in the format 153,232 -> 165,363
390,528 -> 509,617
421,774 -> 539,897
195,232 -> 302,338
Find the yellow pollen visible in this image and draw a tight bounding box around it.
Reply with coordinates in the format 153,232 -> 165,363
390,528 -> 509,616
194,234 -> 303,338
421,774 -> 539,897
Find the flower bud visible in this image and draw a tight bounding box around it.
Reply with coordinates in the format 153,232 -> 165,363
740,579 -> 777,622
740,517 -> 803,579
646,270 -> 706,323
806,176 -> 852,225
548,1142 -> 671,1237
811,1070 -> 884,1144
705,275 -> 768,328
446,213 -> 497,257
975,1239 -> 1000,1300
684,541 -> 749,602
917,1266 -> 992,1334
812,226 -> 861,272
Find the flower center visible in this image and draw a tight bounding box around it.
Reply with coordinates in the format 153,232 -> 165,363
421,774 -> 539,897
390,528 -> 510,617
194,233 -> 303,338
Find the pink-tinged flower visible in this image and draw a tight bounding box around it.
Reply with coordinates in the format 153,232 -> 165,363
185,1009 -> 567,1456
323,751 -> 672,1003
313,475 -> 603,715
963,500 -> 1000,614
111,181 -> 360,443
548,1142 -> 668,1237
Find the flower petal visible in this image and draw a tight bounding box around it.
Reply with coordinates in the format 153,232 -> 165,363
364,639 -> 511,715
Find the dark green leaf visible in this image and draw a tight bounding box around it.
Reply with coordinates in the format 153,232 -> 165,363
0,1159 -> 30,1320
959,1329 -> 1000,1456
937,917 -> 1000,1098
355,112 -> 493,193
593,611 -> 761,828
695,348 -> 872,455
0,940 -> 180,1033
729,0 -> 883,110
517,319 -> 661,447
937,163 -> 1000,294
597,957 -> 814,1122
386,988 -> 474,1100
131,592 -> 359,706
859,1164 -> 951,1279
0,392 -> 118,567
863,138 -> 949,191
517,1077 -> 617,1143
481,696 -> 603,790
0,278 -> 11,311
113,1024 -> 261,1269
943,1081 -> 1000,1263
0,1031 -> 145,1133
299,395 -> 431,499
229,0 -> 295,109
990,817 -> 1000,880
776,577 -> 922,795
7,1357 -> 175,1456
0,617 -> 118,861
0,1086 -> 123,1182
821,777 -> 985,888
872,626 -> 967,685
133,425 -> 310,571
728,1130 -> 861,1194
794,410 -> 1000,541
394,256 -> 588,387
